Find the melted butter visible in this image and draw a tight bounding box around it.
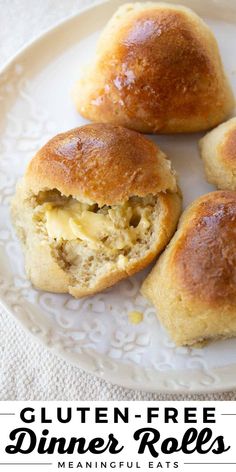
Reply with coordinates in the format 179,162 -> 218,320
45,201 -> 113,245
42,198 -> 152,249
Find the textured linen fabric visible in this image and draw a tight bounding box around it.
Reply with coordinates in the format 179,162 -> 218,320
0,0 -> 235,401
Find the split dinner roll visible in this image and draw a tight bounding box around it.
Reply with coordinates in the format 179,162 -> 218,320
11,123 -> 181,298
199,117 -> 236,190
142,191 -> 236,346
74,2 -> 234,134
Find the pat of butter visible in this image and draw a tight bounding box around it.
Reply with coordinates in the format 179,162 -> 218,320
43,198 -> 152,249
45,207 -> 76,241
45,204 -> 114,244
128,311 -> 144,325
70,211 -> 114,243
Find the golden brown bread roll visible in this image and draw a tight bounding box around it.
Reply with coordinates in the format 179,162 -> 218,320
199,117 -> 236,190
11,123 -> 181,298
74,2 -> 234,134
141,191 -> 236,346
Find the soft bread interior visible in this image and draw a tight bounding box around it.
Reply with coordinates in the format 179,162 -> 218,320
12,184 -> 181,296
36,190 -> 155,252
34,189 -> 158,274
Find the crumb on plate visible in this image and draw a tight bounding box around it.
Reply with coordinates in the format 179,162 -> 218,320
128,310 -> 144,325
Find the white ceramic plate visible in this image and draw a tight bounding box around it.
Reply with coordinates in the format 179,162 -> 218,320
1,0 -> 236,393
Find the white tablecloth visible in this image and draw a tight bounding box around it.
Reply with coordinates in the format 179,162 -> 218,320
0,0 -> 235,400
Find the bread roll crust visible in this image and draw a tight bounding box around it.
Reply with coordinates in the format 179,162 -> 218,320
74,2 -> 234,134
142,191 -> 236,346
172,191 -> 236,306
219,127 -> 236,167
199,117 -> 236,190
27,123 -> 177,205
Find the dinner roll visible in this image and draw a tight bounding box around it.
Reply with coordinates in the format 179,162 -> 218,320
141,191 -> 236,346
74,2 -> 234,134
199,117 -> 236,190
12,123 -> 181,298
